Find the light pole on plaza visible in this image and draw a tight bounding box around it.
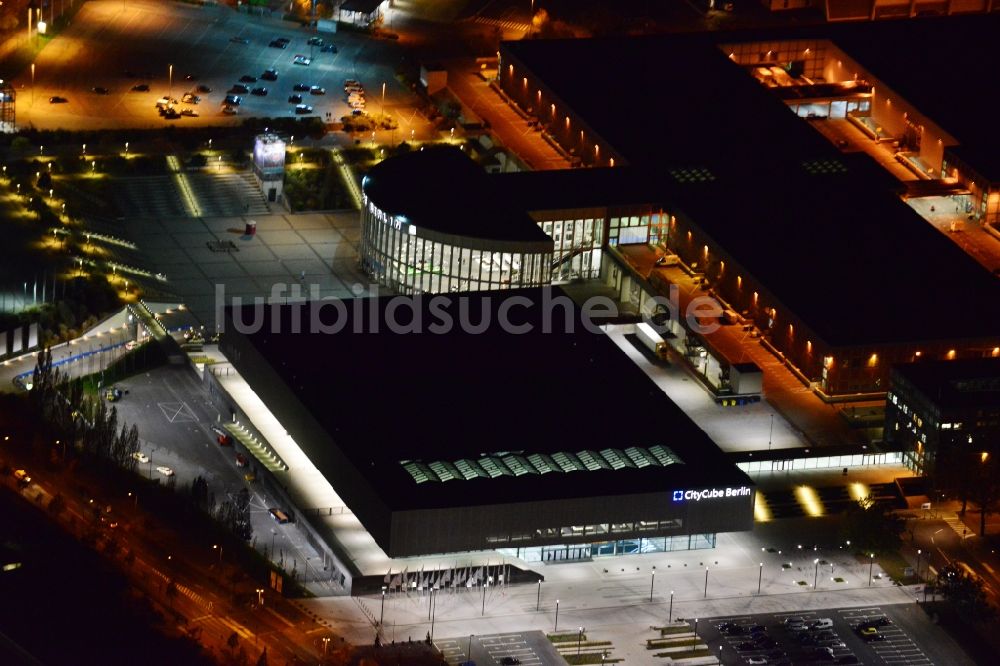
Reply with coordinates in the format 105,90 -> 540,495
30,63 -> 35,105
704,567 -> 709,598
380,587 -> 386,625
868,553 -> 875,587
576,627 -> 584,657
813,558 -> 820,589
168,64 -> 173,100
554,599 -> 560,632
381,81 -> 386,123
536,580 -> 541,611
668,590 -> 674,623
916,549 -> 923,579
649,566 -> 656,602
758,562 -> 764,595
693,618 -> 699,652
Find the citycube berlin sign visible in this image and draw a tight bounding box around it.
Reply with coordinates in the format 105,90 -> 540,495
673,486 -> 752,502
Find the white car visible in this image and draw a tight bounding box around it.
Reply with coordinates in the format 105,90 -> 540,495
182,93 -> 201,104
156,465 -> 174,477
132,452 -> 149,464
746,658 -> 768,666
293,55 -> 312,66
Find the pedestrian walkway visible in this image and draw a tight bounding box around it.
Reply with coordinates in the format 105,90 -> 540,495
114,171 -> 270,219
941,512 -> 975,540
467,15 -> 531,33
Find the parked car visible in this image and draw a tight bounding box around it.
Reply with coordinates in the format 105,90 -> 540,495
224,94 -> 243,106
180,108 -> 198,117
288,94 -> 303,104
229,84 -> 249,94
156,466 -> 174,477
293,83 -> 311,91
222,104 -> 238,115
132,452 -> 149,464
808,619 -> 834,630
239,75 -> 257,83
307,36 -> 324,46
212,425 -> 233,445
105,386 -> 123,402
309,85 -> 325,95
294,104 -> 313,114
235,453 -> 248,467
321,43 -> 337,53
859,628 -> 884,641
49,96 -> 68,104
269,40 -> 287,49
269,508 -> 292,524
250,87 -> 268,96
92,86 -> 109,94
344,78 -> 361,86
13,469 -> 31,484
261,68 -> 278,81
293,55 -> 312,66
196,84 -> 212,93
276,36 -> 290,44
162,107 -> 180,119
182,93 -> 200,104
230,36 -> 249,44
736,642 -> 757,652
746,658 -> 768,666
131,83 -> 150,92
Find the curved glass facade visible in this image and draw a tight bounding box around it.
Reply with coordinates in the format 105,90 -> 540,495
361,196 -> 554,294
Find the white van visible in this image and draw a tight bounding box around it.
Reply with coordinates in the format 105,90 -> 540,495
809,618 -> 834,630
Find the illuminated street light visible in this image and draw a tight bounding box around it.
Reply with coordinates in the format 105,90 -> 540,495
255,588 -> 264,606
168,64 -> 173,100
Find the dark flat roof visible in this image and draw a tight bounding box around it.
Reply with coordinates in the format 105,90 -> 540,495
665,154 -> 1000,347
362,146 -> 550,243
229,288 -> 750,511
827,16 -> 1000,182
504,35 -> 833,174
892,358 -> 1000,410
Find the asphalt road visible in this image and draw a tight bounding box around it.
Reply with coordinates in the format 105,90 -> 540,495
18,0 -> 416,131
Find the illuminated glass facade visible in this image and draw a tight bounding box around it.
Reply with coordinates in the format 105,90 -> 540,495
361,196 -> 553,294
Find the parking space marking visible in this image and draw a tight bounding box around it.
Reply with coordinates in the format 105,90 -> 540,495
838,607 -> 933,665
157,401 -> 199,423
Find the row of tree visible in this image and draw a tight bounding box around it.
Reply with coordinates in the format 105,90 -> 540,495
30,347 -> 140,470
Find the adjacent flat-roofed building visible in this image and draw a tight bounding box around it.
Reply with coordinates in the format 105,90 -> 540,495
221,288 -> 755,561
886,358 -> 1000,478
360,147 -> 554,293
493,20 -> 1000,395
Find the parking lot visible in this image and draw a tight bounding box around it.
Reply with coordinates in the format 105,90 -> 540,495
700,603 -> 972,665
17,0 -> 410,129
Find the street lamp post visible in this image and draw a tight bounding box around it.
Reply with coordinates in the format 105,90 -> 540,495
536,580 -> 541,611
256,588 -> 264,606
321,637 -> 330,655
168,64 -> 173,100
693,618 -> 699,652
916,549 -> 923,579
704,567 -> 709,598
554,599 -> 560,632
577,627 -> 584,656
380,587 -> 386,625
481,581 -> 488,616
31,63 -> 35,105
869,553 -> 875,587
213,544 -> 223,564
468,635 -> 474,662
650,566 -> 656,602
758,562 -> 764,595
668,590 -> 674,623
814,558 -> 820,589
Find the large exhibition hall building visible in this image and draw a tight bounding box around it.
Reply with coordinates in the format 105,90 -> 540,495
217,289 -> 755,592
